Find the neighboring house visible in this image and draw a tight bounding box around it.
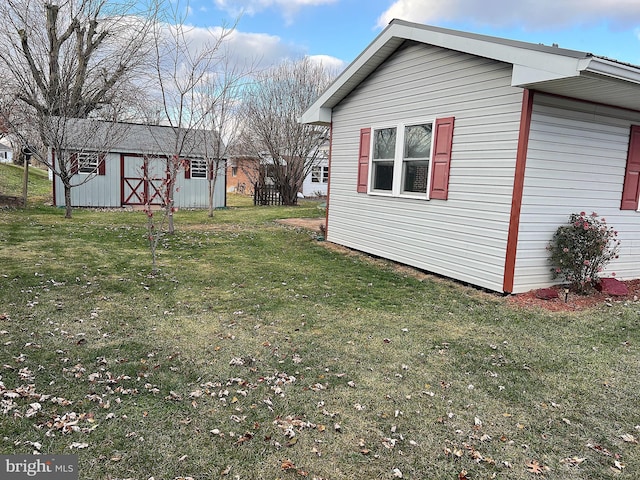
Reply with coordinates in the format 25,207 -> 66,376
0,140 -> 12,163
301,19 -> 640,294
51,122 -> 226,209
227,154 -> 259,195
226,150 -> 329,197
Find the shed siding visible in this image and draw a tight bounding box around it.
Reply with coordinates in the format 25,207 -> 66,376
54,153 -> 225,209
54,152 -> 121,207
328,41 -> 523,292
513,94 -> 640,292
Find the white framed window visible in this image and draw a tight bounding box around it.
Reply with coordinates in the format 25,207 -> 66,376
311,165 -> 329,183
190,159 -> 207,178
77,152 -> 99,174
370,121 -> 433,197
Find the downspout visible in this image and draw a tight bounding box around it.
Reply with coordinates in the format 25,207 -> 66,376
503,89 -> 534,294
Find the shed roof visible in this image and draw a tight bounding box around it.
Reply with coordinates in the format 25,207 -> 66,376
301,19 -> 640,124
56,119 -> 223,158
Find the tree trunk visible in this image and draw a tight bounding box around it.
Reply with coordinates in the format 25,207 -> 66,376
64,183 -> 73,218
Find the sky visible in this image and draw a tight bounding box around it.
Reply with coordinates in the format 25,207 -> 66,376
180,0 -> 640,73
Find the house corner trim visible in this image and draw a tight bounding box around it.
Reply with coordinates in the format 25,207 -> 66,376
503,89 -> 534,293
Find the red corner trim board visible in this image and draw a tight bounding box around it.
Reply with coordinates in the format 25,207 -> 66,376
502,89 -> 534,294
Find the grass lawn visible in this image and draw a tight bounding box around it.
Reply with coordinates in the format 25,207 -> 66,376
0,201 -> 638,479
0,163 -> 52,205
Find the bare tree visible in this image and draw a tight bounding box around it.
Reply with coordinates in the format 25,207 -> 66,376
243,57 -> 335,205
149,3 -> 235,232
200,52 -> 256,216
0,0 -> 157,217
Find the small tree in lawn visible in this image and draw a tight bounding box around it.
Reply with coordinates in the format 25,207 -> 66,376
548,211 -> 620,293
149,2 -> 235,232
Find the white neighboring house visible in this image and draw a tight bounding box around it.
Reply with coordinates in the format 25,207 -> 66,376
0,140 -> 13,163
301,20 -> 640,294
301,141 -> 329,198
51,122 -> 226,209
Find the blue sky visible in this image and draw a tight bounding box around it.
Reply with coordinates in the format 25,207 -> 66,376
181,0 -> 640,71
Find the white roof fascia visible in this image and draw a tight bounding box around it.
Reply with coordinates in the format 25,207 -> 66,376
581,57 -> 640,85
300,20 -> 640,125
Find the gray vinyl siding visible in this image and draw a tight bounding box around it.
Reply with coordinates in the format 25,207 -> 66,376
513,94 -> 640,292
327,41 -> 523,292
54,153 -> 120,207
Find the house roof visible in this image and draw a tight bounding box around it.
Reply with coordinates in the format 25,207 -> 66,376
301,19 -> 640,124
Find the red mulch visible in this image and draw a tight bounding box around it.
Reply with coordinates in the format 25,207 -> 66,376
507,279 -> 640,312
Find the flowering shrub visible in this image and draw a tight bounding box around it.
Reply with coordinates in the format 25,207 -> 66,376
548,212 -> 620,293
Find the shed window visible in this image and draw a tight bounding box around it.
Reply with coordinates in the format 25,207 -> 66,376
190,159 -> 207,178
77,152 -> 99,174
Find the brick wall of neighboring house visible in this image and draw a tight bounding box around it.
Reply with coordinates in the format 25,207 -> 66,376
227,157 -> 260,194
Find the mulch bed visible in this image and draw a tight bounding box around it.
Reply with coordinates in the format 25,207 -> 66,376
506,279 -> 640,312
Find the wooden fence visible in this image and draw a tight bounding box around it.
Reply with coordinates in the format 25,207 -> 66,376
253,183 -> 282,206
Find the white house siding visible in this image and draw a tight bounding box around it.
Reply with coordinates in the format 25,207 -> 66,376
327,41 -> 524,292
512,94 -> 640,292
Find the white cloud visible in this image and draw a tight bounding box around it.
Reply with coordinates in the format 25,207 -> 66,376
167,24 -> 342,71
214,0 -> 337,23
377,0 -> 640,30
307,54 -> 347,73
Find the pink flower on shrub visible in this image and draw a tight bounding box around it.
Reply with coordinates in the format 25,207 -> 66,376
580,211 -> 586,216
583,260 -> 590,266
562,247 -> 569,253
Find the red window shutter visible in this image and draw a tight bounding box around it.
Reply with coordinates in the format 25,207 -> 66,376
184,159 -> 191,179
621,125 -> 640,210
357,128 -> 371,193
71,153 -> 79,175
429,117 -> 455,200
98,154 -> 106,175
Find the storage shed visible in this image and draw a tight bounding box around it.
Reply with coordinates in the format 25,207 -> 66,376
301,20 -> 640,294
52,122 -> 226,209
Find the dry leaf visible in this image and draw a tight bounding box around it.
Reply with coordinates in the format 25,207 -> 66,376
281,460 -> 296,470
526,460 -> 546,475
221,465 -> 232,476
392,468 -> 403,478
620,433 -> 637,443
458,470 -> 470,480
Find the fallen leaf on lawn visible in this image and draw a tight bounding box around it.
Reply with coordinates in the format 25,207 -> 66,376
613,460 -> 625,470
286,437 -> 298,447
526,460 -> 548,475
69,442 -> 89,449
620,433 -> 637,443
561,457 -> 586,467
392,468 -> 403,478
587,443 -> 612,456
281,460 -> 296,470
458,470 -> 470,480
178,455 -> 187,462
221,465 -> 232,476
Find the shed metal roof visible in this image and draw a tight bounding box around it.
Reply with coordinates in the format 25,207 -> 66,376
301,19 -> 640,124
